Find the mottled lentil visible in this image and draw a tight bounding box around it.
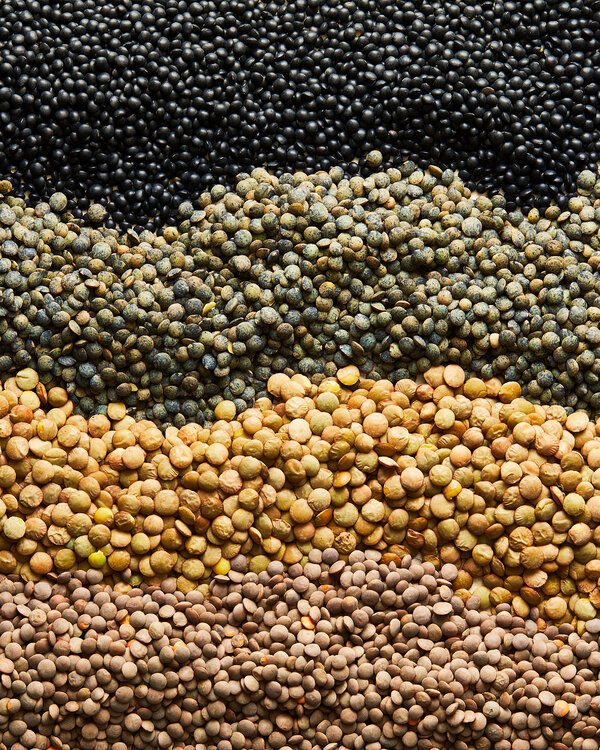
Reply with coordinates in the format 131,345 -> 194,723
3,164 -> 600,425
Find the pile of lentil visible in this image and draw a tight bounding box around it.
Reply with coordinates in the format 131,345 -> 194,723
6,3 -> 600,746
1,0 -> 600,224
5,364 -> 600,626
2,552 -> 600,750
3,162 -> 600,425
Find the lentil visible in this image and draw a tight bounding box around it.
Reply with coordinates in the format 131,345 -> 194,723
0,0 -> 598,221
3,164 -> 600,424
0,554 -> 599,749
3,364 -> 600,626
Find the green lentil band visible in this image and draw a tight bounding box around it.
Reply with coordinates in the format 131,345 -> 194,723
2,161 -> 600,427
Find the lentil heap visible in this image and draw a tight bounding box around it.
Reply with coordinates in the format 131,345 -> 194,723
2,553 -> 600,750
1,0 -> 600,224
3,164 -> 600,424
5,365 -> 600,626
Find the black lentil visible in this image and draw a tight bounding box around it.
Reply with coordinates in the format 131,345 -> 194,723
0,1 -> 599,225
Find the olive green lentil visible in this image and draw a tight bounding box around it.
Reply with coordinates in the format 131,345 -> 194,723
3,162 -> 600,426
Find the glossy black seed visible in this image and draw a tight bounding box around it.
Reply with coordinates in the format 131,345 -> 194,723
0,0 -> 599,225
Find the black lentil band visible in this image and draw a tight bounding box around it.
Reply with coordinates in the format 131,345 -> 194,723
1,0 -> 599,226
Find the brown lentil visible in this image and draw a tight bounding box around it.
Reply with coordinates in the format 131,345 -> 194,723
2,365 -> 600,626
0,553 -> 598,750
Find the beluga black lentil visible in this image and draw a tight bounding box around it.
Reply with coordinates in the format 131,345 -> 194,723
1,0 -> 600,225
3,162 -> 600,423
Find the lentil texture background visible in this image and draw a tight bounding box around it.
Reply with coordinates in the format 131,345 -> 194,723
1,553 -> 600,750
6,1 -> 600,746
2,163 -> 600,427
1,0 -> 600,225
5,365 -> 600,628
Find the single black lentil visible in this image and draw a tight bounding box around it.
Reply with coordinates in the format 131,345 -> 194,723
1,0 -> 600,225
2,162 -> 600,425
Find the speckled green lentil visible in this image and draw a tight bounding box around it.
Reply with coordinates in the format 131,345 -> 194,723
2,161 -> 600,426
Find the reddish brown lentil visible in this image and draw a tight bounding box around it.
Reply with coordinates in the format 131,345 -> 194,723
0,552 -> 599,750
